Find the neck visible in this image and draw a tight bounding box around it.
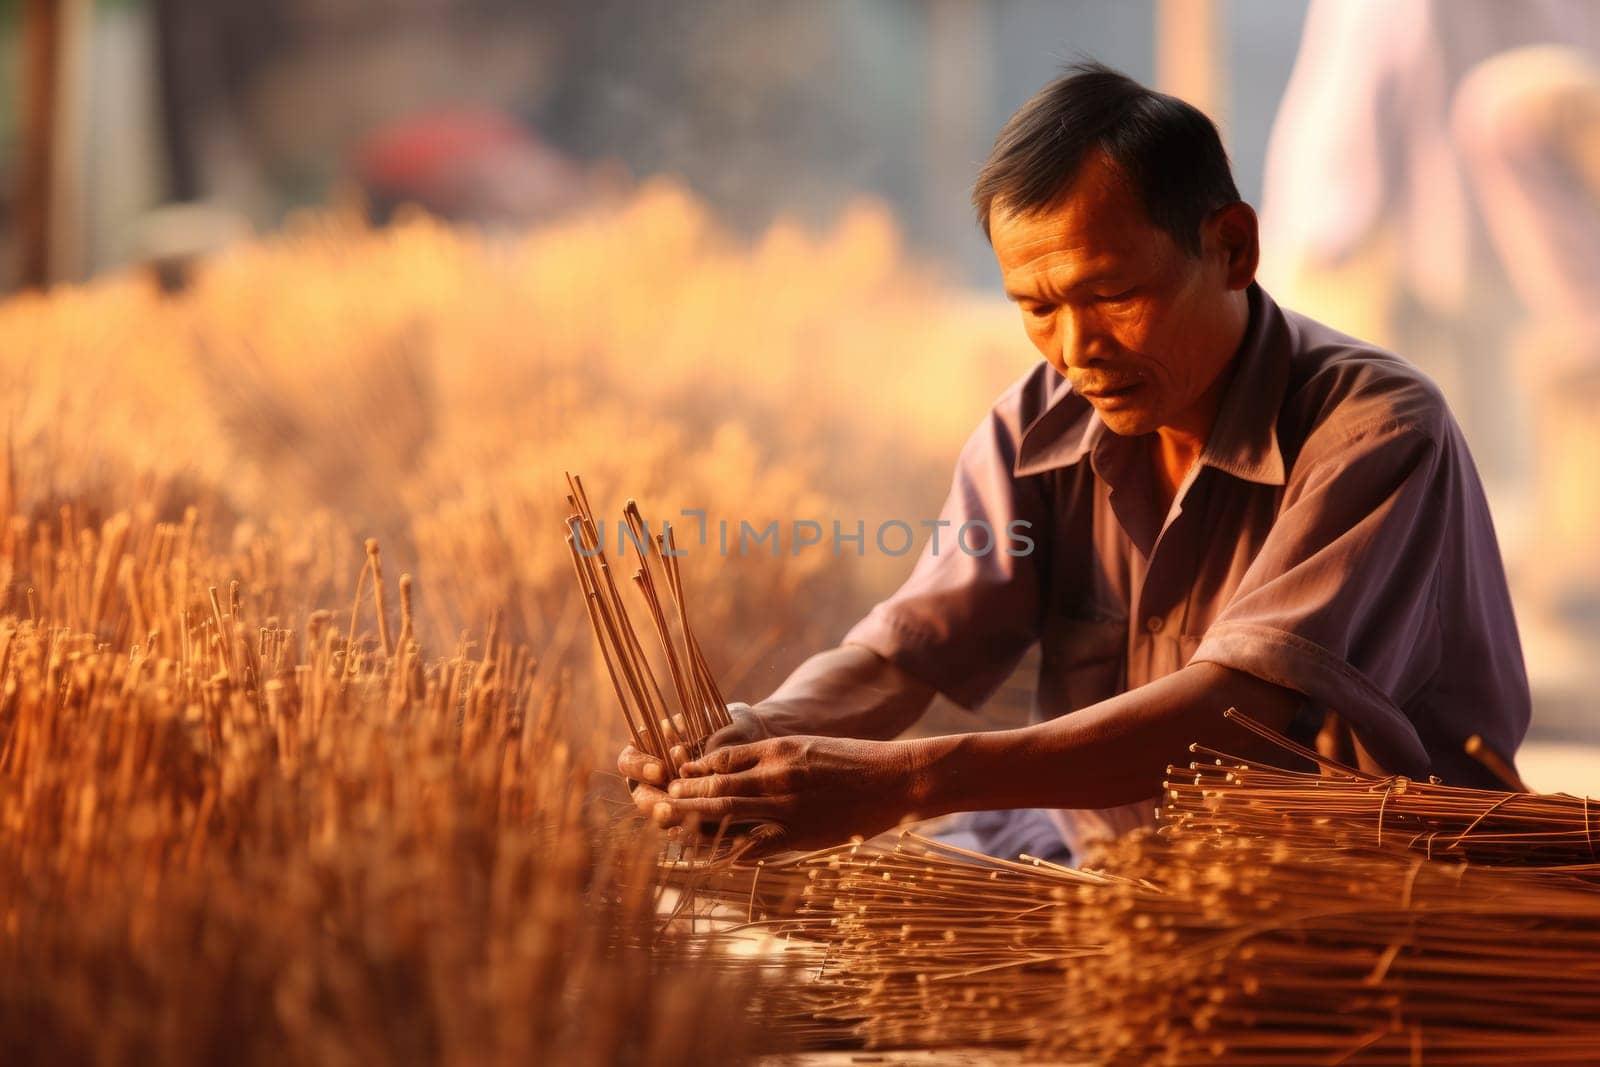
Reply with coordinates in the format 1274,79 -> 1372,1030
1150,293 -> 1251,499
1158,290 -> 1252,460
1148,430 -> 1200,512
1154,351 -> 1233,473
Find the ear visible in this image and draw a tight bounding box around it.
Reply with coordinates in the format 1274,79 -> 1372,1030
1204,201 -> 1259,291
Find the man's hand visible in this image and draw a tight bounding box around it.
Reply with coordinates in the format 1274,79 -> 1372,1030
651,734 -> 923,853
615,703 -> 775,823
698,700 -> 778,751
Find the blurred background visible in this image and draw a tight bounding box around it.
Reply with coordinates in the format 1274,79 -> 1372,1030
0,0 -> 1302,287
4,0 -> 1598,787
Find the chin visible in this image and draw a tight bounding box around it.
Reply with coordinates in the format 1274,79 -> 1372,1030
1095,408 -> 1159,436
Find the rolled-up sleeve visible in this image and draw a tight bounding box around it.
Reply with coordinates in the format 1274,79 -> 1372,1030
1191,416 -> 1449,774
842,399 -> 1049,709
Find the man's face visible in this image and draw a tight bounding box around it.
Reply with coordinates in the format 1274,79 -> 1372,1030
990,149 -> 1252,437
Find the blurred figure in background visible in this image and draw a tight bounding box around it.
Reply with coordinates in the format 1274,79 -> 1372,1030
351,107 -> 619,227
1453,45 -> 1600,626
1261,0 -> 1600,708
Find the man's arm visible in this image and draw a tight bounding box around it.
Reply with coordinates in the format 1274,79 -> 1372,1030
712,645 -> 938,744
658,661 -> 1311,852
906,661 -> 1307,814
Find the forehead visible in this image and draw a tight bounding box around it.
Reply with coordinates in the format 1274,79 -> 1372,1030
989,150 -> 1166,281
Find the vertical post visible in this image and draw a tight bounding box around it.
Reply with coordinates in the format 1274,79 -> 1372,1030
52,0 -> 92,282
18,0 -> 61,288
1156,0 -> 1228,135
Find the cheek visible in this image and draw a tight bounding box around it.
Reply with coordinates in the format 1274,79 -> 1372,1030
1137,284 -> 1214,365
1121,299 -> 1211,386
1105,303 -> 1163,365
1157,311 -> 1224,392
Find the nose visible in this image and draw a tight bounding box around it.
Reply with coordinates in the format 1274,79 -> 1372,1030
1057,308 -> 1108,372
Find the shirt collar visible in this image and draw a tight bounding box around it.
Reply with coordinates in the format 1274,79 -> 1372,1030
1013,282 -> 1288,485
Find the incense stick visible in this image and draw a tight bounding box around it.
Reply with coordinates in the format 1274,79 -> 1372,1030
564,475 -> 734,772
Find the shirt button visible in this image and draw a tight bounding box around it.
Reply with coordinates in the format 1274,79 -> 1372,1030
1145,615 -> 1165,634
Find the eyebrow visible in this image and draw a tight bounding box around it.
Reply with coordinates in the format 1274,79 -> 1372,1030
1004,268 -> 1121,303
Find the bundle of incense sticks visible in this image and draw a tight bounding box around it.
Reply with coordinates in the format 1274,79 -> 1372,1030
1161,708 -> 1600,878
563,472 -> 733,774
1049,830 -> 1600,1066
670,711 -> 1600,1057
671,832 -> 1139,1049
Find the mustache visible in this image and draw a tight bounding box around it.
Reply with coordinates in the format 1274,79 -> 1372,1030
1070,371 -> 1146,394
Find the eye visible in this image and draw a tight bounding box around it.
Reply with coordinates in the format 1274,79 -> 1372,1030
1096,288 -> 1136,304
1026,303 -> 1055,319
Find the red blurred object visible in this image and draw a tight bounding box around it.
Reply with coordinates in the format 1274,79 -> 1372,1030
353,107 -> 594,225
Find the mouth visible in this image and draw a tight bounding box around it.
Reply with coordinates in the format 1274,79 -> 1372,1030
1078,381 -> 1143,407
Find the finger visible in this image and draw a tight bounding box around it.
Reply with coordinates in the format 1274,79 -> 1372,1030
617,745 -> 667,786
659,714 -> 687,749
701,724 -> 742,752
703,722 -> 758,753
703,702 -> 763,752
653,800 -> 720,834
661,795 -> 783,823
667,770 -> 768,799
652,799 -> 687,829
631,783 -> 668,819
620,746 -> 668,786
681,741 -> 764,777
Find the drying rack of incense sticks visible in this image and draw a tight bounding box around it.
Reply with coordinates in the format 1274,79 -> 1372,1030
563,472 -> 733,771
663,711 -> 1600,1061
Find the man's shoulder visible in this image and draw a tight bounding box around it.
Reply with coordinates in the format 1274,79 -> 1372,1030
1277,302 -> 1453,453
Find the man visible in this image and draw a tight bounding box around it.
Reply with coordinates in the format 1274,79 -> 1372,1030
619,63 -> 1531,860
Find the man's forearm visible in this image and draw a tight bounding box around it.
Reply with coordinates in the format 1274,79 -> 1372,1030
748,644 -> 936,741
903,662 -> 1307,815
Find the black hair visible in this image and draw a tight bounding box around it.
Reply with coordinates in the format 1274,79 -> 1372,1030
972,62 -> 1240,255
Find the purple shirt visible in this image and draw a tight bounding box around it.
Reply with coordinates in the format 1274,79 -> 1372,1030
844,284 -> 1530,853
